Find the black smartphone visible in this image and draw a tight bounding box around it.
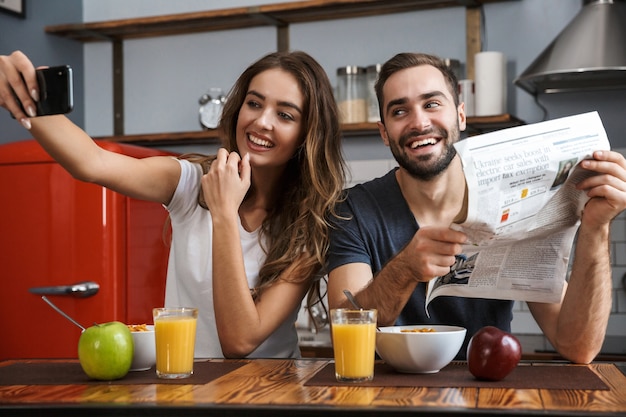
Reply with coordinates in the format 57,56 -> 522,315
34,65 -> 74,116
14,65 -> 74,117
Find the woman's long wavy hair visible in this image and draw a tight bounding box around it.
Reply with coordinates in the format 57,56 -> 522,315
183,50 -> 346,323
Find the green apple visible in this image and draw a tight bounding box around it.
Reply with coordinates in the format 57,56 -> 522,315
78,321 -> 134,380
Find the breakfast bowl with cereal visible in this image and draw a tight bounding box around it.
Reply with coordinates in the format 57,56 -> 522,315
127,324 -> 156,371
375,325 -> 466,374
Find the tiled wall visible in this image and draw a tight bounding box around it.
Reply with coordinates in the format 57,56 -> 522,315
299,158 -> 626,354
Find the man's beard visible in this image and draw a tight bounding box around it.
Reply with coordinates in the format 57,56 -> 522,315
388,124 -> 460,181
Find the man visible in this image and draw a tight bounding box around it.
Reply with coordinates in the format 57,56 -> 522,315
327,52 -> 626,363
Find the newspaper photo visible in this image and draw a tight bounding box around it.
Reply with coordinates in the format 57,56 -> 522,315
425,111 -> 611,313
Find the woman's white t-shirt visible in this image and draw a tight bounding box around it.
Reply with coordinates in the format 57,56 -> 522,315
164,159 -> 301,358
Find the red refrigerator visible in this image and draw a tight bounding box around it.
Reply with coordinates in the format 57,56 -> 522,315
0,139 -> 176,360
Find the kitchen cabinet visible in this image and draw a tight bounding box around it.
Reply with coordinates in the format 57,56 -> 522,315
45,0 -> 521,143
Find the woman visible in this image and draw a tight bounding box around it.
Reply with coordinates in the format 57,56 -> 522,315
0,50 -> 346,358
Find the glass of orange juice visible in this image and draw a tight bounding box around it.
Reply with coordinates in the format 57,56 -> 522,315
330,308 -> 377,382
153,307 -> 198,379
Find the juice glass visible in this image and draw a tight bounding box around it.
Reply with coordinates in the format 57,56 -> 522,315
153,307 -> 198,379
330,308 -> 377,382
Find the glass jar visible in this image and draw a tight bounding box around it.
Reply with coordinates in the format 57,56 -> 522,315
366,64 -> 381,123
336,66 -> 367,124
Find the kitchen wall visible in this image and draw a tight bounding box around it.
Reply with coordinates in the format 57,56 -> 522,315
1,0 -> 625,352
2,2 -> 625,149
78,0 -> 626,154
2,1 -> 625,150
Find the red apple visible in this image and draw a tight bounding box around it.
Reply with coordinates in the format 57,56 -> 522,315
467,326 -> 522,381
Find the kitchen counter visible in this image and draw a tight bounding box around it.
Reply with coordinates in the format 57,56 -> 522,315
1,358 -> 626,416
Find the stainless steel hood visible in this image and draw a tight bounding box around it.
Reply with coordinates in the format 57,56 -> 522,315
514,0 -> 626,95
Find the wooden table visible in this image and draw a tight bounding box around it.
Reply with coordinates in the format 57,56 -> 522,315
1,359 -> 626,416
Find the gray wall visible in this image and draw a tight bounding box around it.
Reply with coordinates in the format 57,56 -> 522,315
1,0 -> 625,157
0,0 -> 84,143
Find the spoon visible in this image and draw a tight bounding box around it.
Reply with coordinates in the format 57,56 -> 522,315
343,289 -> 381,331
41,295 -> 86,331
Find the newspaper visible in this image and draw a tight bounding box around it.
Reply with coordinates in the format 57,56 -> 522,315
425,111 -> 611,313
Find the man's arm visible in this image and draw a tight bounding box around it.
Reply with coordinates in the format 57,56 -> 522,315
328,226 -> 467,326
328,262 -> 418,326
529,150 -> 626,364
528,222 -> 612,364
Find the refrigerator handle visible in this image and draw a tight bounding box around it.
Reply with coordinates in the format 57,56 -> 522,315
29,281 -> 99,297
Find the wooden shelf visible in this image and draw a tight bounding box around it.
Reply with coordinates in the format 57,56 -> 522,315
465,113 -> 525,134
95,130 -> 223,146
95,115 -> 525,146
45,0 -> 511,42
45,0 -> 519,141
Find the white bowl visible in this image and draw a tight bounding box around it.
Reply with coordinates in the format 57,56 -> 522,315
129,325 -> 155,371
376,325 -> 466,373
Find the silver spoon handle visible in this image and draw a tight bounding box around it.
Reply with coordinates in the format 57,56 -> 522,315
41,296 -> 86,331
343,289 -> 362,310
343,289 -> 380,331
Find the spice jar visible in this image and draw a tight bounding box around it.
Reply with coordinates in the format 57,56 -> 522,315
366,64 -> 381,122
336,66 -> 367,124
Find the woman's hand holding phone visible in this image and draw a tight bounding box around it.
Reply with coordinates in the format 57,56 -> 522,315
18,65 -> 74,117
0,52 -> 73,128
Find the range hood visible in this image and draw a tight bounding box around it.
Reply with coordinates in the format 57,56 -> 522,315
514,0 -> 626,95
